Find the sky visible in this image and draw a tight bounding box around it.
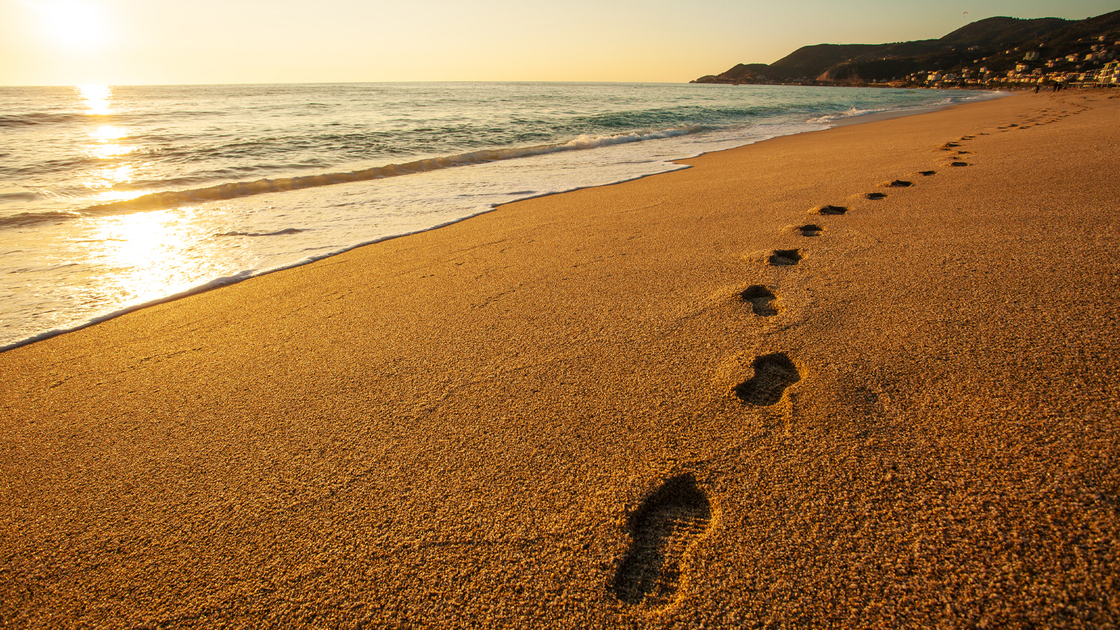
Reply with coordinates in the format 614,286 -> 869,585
1,0 -> 1116,86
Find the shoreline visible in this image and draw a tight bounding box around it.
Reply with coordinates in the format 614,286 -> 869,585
0,89 -> 999,354
2,91 -> 1117,627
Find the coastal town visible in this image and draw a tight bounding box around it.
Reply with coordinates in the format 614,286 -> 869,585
910,36 -> 1120,88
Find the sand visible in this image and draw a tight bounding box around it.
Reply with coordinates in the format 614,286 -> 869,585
1,91 -> 1118,628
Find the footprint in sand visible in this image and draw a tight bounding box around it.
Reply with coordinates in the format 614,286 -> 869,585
918,170 -> 937,176
796,224 -> 823,237
741,285 -> 779,316
814,204 -> 848,216
734,352 -> 801,406
768,249 -> 802,266
865,192 -> 887,200
612,474 -> 713,609
885,180 -> 912,188
949,161 -> 969,167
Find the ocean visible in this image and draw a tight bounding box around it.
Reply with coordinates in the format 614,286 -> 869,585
0,82 -> 999,350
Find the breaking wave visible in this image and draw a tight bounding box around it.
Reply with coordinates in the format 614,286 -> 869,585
69,127 -> 704,217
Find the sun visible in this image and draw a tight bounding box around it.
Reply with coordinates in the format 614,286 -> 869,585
33,0 -> 113,52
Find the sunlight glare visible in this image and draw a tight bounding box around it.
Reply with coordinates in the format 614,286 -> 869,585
92,125 -> 127,141
89,211 -> 198,303
36,0 -> 112,52
77,84 -> 112,115
86,126 -> 137,159
85,163 -> 135,191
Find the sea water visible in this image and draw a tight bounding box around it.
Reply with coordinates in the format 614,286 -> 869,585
0,82 -> 999,350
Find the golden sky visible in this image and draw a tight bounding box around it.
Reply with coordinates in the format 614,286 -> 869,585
1,0 -> 1115,86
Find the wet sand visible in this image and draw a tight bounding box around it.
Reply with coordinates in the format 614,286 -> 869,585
2,91 -> 1118,628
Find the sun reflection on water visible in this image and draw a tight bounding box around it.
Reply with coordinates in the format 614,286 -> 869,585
77,84 -> 112,116
75,85 -> 146,201
86,210 -> 203,305
87,125 -> 135,158
69,85 -> 205,308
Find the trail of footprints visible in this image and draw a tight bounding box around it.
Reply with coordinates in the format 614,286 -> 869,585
610,132 -> 987,611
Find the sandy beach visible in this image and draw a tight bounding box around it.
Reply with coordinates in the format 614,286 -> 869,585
2,91 -> 1118,628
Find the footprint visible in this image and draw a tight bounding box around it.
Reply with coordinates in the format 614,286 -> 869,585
796,224 -> 823,237
612,474 -> 713,609
918,170 -> 937,176
768,249 -> 802,266
865,192 -> 887,200
940,142 -> 960,150
949,161 -> 969,167
885,180 -> 912,188
741,285 -> 778,316
734,352 -> 801,406
815,205 -> 848,215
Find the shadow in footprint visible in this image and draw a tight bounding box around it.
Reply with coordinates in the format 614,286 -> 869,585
768,249 -> 802,266
866,192 -> 887,200
612,474 -> 713,609
816,205 -> 848,215
734,352 -> 801,406
887,180 -> 912,188
741,285 -> 778,316
796,224 -> 823,237
918,170 -> 937,176
950,161 -> 969,167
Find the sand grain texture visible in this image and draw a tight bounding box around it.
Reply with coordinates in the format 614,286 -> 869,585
2,92 -> 1118,628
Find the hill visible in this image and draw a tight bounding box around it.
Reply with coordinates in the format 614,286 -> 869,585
692,12 -> 1120,87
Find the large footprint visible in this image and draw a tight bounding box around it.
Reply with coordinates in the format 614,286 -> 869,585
741,285 -> 779,316
612,474 -> 714,609
734,352 -> 801,406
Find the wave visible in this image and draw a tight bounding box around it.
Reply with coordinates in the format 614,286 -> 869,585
216,228 -> 305,237
0,191 -> 42,203
0,210 -> 81,228
0,112 -> 80,128
69,127 -> 705,217
806,106 -> 890,124
0,112 -> 118,128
